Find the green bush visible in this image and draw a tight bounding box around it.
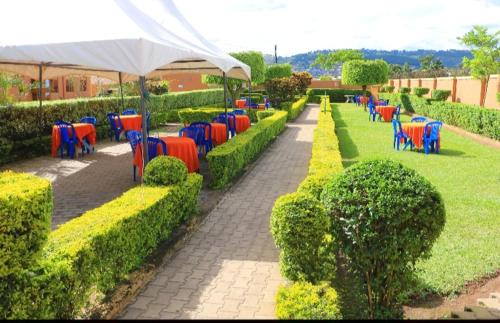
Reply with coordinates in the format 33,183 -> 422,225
265,64 -> 293,80
341,59 -> 389,90
271,192 -> 333,283
379,85 -> 395,93
306,88 -> 370,103
144,156 -> 188,186
0,89 -> 223,166
431,89 -> 451,101
256,109 -> 276,121
297,96 -> 343,199
207,111 -> 287,188
413,87 -> 430,97
0,174 -> 202,319
0,171 -> 52,277
178,107 -> 230,124
398,87 -> 411,94
320,159 -> 446,319
276,282 -> 342,320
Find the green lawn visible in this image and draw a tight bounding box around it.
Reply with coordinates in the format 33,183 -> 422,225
332,103 -> 500,296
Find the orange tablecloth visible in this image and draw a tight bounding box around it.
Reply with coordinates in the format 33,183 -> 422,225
51,123 -> 96,157
359,97 -> 369,105
375,106 -> 396,122
401,123 -> 441,149
236,100 -> 246,108
258,104 -> 266,110
133,136 -> 199,176
229,115 -> 251,134
208,123 -> 227,146
116,115 -> 142,132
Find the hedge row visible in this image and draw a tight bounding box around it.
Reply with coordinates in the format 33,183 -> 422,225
256,109 -> 277,121
0,173 -> 203,319
286,96 -> 307,121
0,89 -> 223,166
0,171 -> 52,277
306,88 -> 371,103
379,93 -> 500,140
207,110 -> 288,189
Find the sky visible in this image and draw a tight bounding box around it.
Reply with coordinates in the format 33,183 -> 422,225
174,0 -> 500,56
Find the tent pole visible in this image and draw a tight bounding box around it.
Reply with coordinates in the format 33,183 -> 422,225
223,72 -> 229,140
139,76 -> 149,169
119,72 -> 125,112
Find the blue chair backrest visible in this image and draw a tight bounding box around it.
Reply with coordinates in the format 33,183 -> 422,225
218,113 -> 236,127
233,109 -> 246,115
58,121 -> 77,143
395,105 -> 400,114
368,96 -> 374,104
107,112 -> 122,130
411,116 -> 427,123
190,122 -> 211,140
424,121 -> 442,140
126,130 -> 142,155
368,103 -> 376,112
80,116 -> 96,125
392,119 -> 403,135
123,108 -> 137,115
179,126 -> 204,145
147,137 -> 167,161
378,100 -> 387,106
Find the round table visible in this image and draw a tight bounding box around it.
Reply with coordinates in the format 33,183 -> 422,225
235,100 -> 247,108
133,136 -> 199,176
375,106 -> 396,122
258,104 -> 266,110
51,123 -> 96,157
401,122 -> 440,149
116,115 -> 142,131
208,123 -> 227,146
230,115 -> 251,134
345,95 -> 355,103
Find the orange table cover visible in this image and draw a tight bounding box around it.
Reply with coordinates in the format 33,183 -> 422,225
375,106 -> 396,122
208,123 -> 227,146
258,104 -> 266,110
51,123 -> 96,157
133,136 -> 199,176
236,100 -> 246,108
116,115 -> 142,132
229,115 -> 251,134
359,97 -> 369,105
401,123 -> 440,149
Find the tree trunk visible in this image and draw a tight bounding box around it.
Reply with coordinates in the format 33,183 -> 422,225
481,76 -> 489,107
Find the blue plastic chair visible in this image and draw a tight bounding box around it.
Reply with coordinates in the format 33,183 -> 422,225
107,112 -> 122,141
233,109 -> 246,115
190,122 -> 213,154
80,116 -> 96,125
423,121 -> 442,155
126,130 -> 142,181
392,105 -> 401,121
368,96 -> 375,105
377,100 -> 388,106
56,121 -> 78,159
215,113 -> 236,137
411,116 -> 427,123
147,136 -> 167,162
179,126 -> 205,156
354,95 -> 360,106
122,108 -> 137,115
392,119 -> 413,151
368,104 -> 380,122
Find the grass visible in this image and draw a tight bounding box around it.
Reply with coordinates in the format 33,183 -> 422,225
332,103 -> 500,297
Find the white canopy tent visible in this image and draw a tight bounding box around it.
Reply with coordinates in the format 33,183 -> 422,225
0,0 -> 251,166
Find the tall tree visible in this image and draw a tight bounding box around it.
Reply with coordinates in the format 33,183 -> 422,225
311,49 -> 364,70
265,63 -> 292,81
458,25 -> 500,106
341,59 -> 389,92
203,51 -> 266,106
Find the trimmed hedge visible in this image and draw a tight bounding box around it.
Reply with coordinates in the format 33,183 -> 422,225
379,93 -> 500,140
178,107 -> 231,124
413,87 -> 430,97
281,96 -> 307,121
431,89 -> 451,101
256,109 -> 276,121
0,174 -> 202,319
0,171 -> 52,277
297,96 -> 343,199
144,156 -> 188,186
0,89 -> 223,166
276,282 -> 342,320
207,111 -> 288,188
306,88 -> 370,103
398,87 -> 411,94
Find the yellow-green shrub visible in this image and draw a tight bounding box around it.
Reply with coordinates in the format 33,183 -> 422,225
276,282 -> 342,320
207,111 -> 287,189
144,156 -> 188,186
0,171 -> 52,277
256,109 -> 276,121
0,174 -> 202,319
178,107 -> 232,124
287,96 -> 307,121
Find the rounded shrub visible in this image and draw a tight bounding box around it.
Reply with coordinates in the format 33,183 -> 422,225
398,87 -> 411,94
431,89 -> 451,101
413,87 -> 430,97
143,156 -> 188,186
276,282 -> 342,320
270,192 -> 334,283
320,159 -> 445,318
0,171 -> 52,277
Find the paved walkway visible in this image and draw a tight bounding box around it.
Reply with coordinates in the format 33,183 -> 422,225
118,104 -> 319,319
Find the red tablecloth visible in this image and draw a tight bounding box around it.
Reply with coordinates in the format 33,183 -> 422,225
258,104 -> 266,110
359,96 -> 369,105
229,115 -> 251,134
236,100 -> 246,108
375,106 -> 396,122
133,136 -> 199,176
208,123 -> 227,146
116,115 -> 142,132
51,123 -> 96,157
401,123 -> 441,149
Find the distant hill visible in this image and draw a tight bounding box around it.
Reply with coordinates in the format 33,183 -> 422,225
264,49 -> 473,77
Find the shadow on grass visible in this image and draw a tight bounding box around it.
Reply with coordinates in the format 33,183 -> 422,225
439,149 -> 467,157
331,104 -> 359,168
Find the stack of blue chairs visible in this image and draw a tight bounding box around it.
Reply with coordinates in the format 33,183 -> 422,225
55,120 -> 78,159
107,112 -> 123,141
190,122 -> 213,154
